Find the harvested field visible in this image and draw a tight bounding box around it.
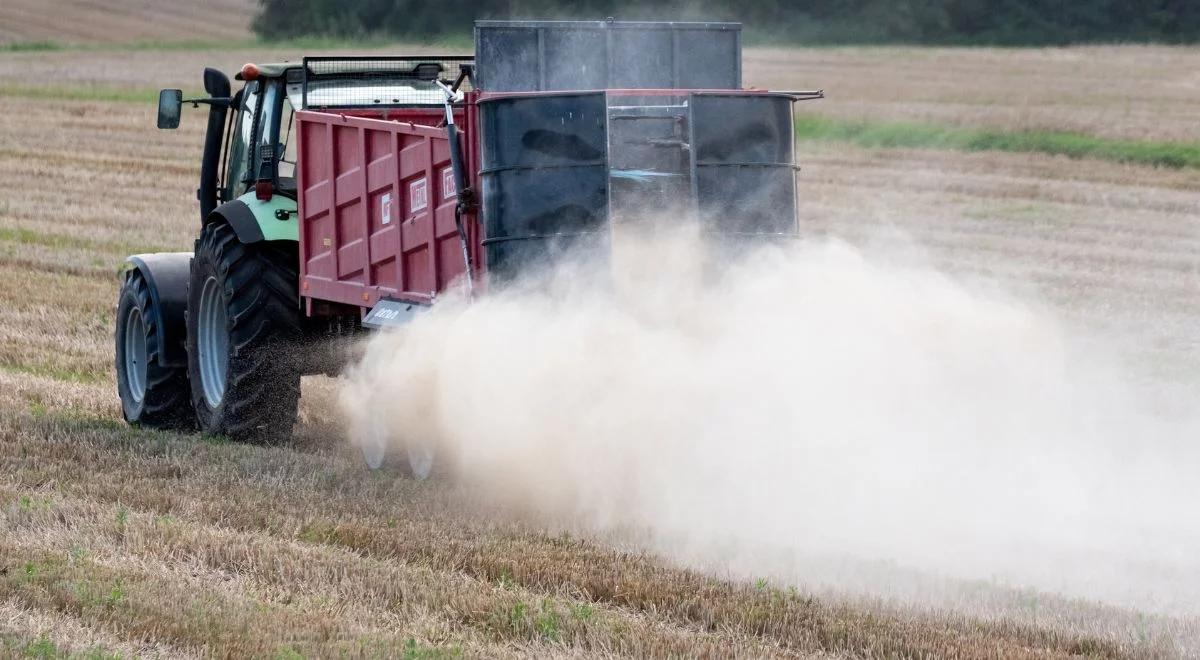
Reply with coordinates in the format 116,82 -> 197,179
749,45 -> 1200,142
1,43 -> 1198,658
4,43 -> 1200,143
0,0 -> 256,46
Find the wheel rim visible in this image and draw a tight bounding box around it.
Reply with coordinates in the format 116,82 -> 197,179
122,306 -> 148,404
358,419 -> 436,480
360,419 -> 387,470
197,276 -> 229,409
408,440 -> 436,480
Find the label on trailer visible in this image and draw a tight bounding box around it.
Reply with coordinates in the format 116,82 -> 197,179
443,167 -> 456,199
362,299 -> 426,330
410,178 -> 428,213
381,192 -> 393,225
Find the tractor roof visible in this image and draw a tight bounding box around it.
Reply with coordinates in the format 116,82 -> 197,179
235,59 -> 470,82
235,63 -> 296,80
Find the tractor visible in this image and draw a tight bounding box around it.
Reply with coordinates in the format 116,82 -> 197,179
114,20 -> 821,477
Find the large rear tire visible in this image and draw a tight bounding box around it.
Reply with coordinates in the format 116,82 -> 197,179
115,271 -> 194,429
187,222 -> 302,443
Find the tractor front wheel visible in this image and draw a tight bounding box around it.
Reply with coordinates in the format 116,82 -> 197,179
115,271 -> 193,429
187,222 -> 302,443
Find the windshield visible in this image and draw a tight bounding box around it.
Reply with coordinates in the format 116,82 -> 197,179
224,82 -> 258,199
279,96 -> 296,181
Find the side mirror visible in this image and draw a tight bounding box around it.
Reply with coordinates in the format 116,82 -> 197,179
157,89 -> 182,129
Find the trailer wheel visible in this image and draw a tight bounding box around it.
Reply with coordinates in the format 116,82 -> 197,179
187,222 -> 302,443
115,271 -> 194,429
359,418 -> 446,481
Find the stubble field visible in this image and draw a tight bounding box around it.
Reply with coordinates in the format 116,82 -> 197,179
0,41 -> 1198,658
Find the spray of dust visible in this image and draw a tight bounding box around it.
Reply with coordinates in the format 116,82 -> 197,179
340,226 -> 1200,617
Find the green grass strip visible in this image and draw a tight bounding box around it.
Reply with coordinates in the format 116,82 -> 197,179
795,115 -> 1200,169
0,362 -> 107,385
4,76 -> 1195,170
0,41 -> 60,52
0,83 -> 161,104
0,36 -> 470,53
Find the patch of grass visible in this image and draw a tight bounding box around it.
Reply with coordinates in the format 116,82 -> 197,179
501,601 -> 526,633
0,84 -> 165,104
0,41 -> 61,52
3,633 -> 121,660
569,602 -> 594,622
17,494 -> 54,511
297,520 -> 341,544
795,115 -> 1200,169
12,634 -> 61,658
68,577 -> 127,612
0,227 -> 98,252
0,362 -> 106,386
0,39 -> 222,53
114,505 -> 129,528
38,412 -> 125,434
533,600 -> 563,642
488,599 -> 564,642
401,639 -> 461,660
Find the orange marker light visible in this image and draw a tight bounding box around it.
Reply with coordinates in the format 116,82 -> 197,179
240,62 -> 260,81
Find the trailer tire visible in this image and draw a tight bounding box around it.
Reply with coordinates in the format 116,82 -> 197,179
115,271 -> 194,429
187,221 -> 302,443
359,418 -> 452,481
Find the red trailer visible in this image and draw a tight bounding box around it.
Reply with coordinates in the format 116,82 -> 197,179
295,103 -> 482,314
294,86 -> 814,328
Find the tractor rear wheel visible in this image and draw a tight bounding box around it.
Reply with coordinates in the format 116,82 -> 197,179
187,222 -> 302,443
115,271 -> 193,429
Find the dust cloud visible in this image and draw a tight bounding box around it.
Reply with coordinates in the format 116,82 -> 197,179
339,227 -> 1200,617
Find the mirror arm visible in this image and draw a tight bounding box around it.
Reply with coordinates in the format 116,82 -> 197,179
183,97 -> 233,109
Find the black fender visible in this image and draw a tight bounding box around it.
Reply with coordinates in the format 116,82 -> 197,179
205,198 -> 266,244
124,253 -> 191,367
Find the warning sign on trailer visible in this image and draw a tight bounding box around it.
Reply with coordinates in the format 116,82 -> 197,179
410,178 -> 428,213
381,192 -> 392,225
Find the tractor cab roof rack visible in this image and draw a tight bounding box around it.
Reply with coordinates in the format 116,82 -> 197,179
300,56 -> 475,110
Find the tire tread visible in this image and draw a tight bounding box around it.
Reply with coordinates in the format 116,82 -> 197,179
188,222 -> 301,443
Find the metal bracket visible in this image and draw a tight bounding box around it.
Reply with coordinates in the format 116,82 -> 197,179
362,299 -> 426,330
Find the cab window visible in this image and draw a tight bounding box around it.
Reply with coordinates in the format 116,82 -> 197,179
278,96 -> 297,184
224,81 -> 258,200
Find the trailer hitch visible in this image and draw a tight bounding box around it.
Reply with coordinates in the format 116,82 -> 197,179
456,186 -> 477,214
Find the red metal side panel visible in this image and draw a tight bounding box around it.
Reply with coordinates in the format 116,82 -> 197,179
297,109 -> 478,313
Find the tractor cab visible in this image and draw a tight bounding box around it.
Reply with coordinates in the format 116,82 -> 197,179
227,63 -> 300,203
156,59 -> 465,239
